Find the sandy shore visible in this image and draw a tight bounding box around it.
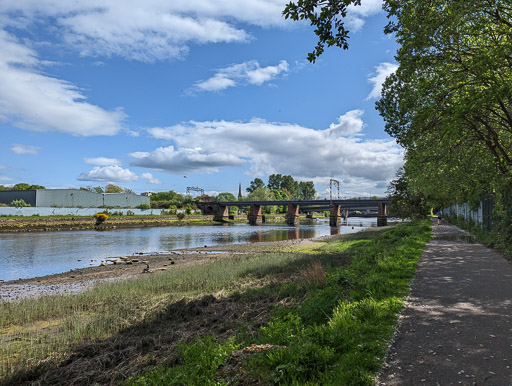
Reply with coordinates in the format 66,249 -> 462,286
0,237 -> 321,302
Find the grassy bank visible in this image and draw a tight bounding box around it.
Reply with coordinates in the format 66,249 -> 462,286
446,215 -> 512,256
0,215 -> 247,233
0,220 -> 431,384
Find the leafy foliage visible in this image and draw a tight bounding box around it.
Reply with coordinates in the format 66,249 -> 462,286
246,178 -> 265,193
283,0 -> 362,63
10,199 -> 31,207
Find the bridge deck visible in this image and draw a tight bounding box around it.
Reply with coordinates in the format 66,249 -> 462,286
204,199 -> 389,207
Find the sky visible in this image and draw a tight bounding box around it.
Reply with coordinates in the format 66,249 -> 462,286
0,0 -> 401,198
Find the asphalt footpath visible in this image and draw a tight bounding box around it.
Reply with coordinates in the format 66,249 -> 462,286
379,219 -> 512,385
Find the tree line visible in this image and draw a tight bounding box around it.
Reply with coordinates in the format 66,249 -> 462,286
285,1 -> 512,238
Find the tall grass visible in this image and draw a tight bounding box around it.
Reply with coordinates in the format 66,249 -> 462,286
130,220 -> 432,385
0,251 -> 313,381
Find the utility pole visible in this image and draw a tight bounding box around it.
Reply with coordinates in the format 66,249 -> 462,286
329,179 -> 340,202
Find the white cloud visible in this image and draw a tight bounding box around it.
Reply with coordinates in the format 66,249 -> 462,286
10,144 -> 40,155
192,60 -> 289,92
141,172 -> 162,185
77,165 -> 138,182
0,30 -> 125,136
83,157 -> 121,166
0,175 -> 15,181
346,0 -> 384,32
327,109 -> 365,137
141,110 -> 403,181
366,62 -> 398,100
0,0 -> 289,62
131,145 -> 245,174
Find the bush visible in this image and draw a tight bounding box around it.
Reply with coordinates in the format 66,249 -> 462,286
137,203 -> 151,210
10,199 -> 31,207
93,213 -> 108,225
177,212 -> 185,220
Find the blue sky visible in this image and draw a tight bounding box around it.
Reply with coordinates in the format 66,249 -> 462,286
0,0 -> 401,198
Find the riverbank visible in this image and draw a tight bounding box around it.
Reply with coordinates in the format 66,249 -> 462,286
1,221 -> 431,385
0,237 -> 318,301
0,213 -> 301,233
0,215 -> 249,233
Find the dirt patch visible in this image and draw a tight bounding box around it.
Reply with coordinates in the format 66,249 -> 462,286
7,291 -> 292,385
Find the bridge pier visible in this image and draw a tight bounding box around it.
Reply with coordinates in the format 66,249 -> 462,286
330,204 -> 341,227
248,204 -> 262,225
213,205 -> 229,222
286,203 -> 300,225
377,202 -> 388,226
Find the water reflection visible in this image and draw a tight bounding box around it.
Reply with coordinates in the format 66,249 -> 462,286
0,218 -> 377,281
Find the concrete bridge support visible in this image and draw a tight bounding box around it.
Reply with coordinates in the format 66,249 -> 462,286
286,203 -> 300,225
213,205 -> 229,222
330,204 -> 341,227
377,202 -> 388,226
248,204 -> 262,225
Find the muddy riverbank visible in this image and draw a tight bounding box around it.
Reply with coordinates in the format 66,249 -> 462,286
0,237 -> 320,302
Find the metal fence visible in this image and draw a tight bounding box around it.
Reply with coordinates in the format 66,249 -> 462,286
443,195 -> 494,232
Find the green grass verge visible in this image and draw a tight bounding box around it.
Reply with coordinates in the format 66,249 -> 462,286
128,220 -> 432,385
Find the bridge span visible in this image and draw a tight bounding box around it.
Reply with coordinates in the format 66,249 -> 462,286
199,199 -> 389,227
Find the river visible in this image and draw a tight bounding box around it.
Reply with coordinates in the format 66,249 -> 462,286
0,218 -> 377,281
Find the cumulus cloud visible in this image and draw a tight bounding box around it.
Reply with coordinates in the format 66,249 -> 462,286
83,157 -> 121,166
327,109 -> 365,137
0,0 -> 289,62
346,0 -> 384,32
366,62 -> 398,100
141,173 -> 162,185
0,30 -> 125,136
77,165 -> 138,182
192,60 -> 289,93
139,110 -> 403,181
131,146 -> 244,174
10,144 -> 40,155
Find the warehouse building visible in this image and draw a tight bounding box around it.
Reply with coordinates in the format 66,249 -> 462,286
0,189 -> 150,208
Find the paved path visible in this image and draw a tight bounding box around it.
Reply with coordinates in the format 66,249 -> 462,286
380,219 -> 512,385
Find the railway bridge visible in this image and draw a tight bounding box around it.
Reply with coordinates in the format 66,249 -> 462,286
199,199 -> 389,227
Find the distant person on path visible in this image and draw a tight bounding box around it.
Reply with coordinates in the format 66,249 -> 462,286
437,211 -> 442,225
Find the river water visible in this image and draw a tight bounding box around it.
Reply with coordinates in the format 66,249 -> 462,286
0,218 -> 377,281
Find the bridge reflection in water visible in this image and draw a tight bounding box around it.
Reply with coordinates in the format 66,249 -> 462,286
200,199 -> 389,227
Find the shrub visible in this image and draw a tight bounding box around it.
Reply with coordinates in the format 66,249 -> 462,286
10,199 -> 31,207
177,212 -> 185,220
93,213 -> 108,225
137,203 -> 151,210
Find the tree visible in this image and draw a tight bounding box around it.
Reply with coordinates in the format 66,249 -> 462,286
13,183 -> 31,191
105,184 -> 124,193
246,178 -> 265,193
297,181 -> 316,200
286,0 -> 512,223
267,174 -> 284,190
387,168 -> 430,219
215,192 -> 237,202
